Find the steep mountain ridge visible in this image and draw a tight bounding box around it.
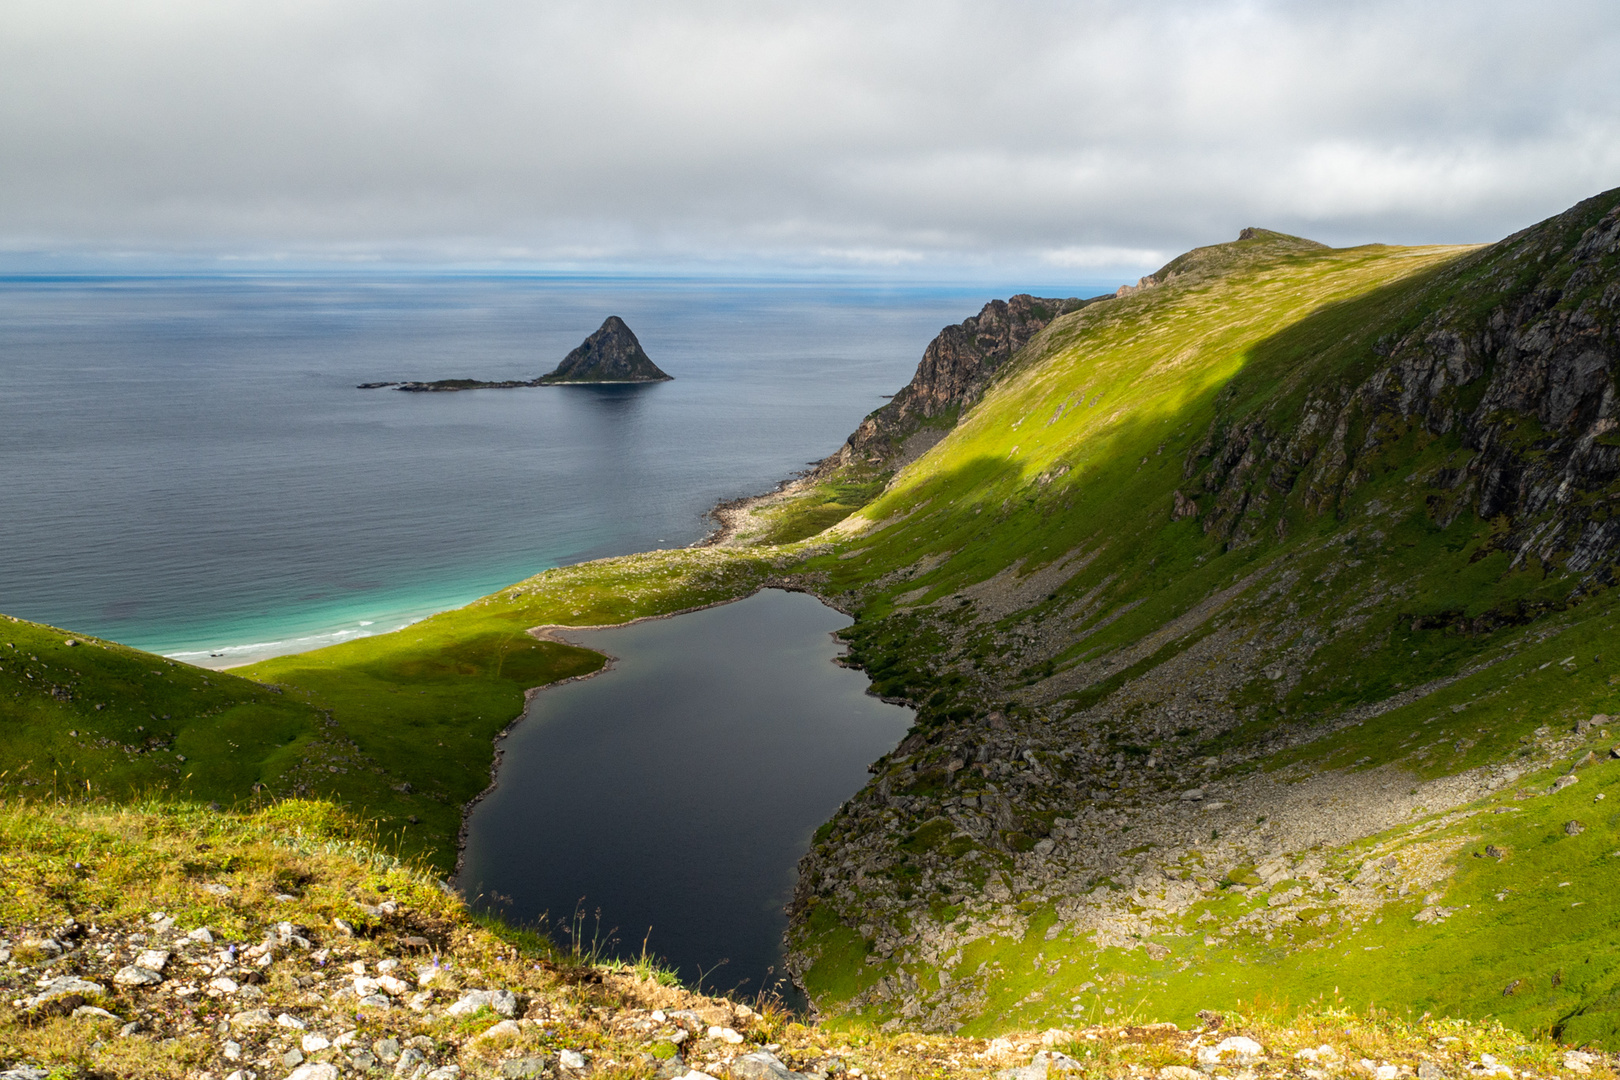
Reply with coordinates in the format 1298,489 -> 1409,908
816,294 -> 1100,476
777,189 -> 1620,1041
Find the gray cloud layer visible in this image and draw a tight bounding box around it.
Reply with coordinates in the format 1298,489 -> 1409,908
3,0 -> 1618,274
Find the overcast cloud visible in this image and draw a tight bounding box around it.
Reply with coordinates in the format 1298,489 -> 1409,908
2,0 -> 1618,276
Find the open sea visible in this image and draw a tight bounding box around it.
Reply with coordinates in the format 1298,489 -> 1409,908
0,274 -> 1108,663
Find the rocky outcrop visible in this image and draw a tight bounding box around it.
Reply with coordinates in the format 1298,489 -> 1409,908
1187,188 -> 1620,577
357,316 -> 670,391
816,294 -> 1097,475
539,316 -> 671,384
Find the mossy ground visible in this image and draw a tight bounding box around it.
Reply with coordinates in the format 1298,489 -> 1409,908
1,798 -> 1602,1079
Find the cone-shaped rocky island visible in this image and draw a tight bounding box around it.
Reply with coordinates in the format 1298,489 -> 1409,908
358,315 -> 670,391
537,315 -> 671,384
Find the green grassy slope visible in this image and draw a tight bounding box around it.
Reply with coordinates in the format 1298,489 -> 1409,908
0,614 -> 329,804
3,548 -> 779,872
782,190 -> 1620,1043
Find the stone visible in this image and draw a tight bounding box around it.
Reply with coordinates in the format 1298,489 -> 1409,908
350,1052 -> 378,1072
502,1059 -> 550,1079
393,1048 -> 426,1076
0,1069 -> 49,1080
25,976 -> 106,1010
447,988 -> 518,1018
286,1066 -> 340,1080
19,936 -> 63,957
559,1049 -> 587,1069
187,927 -> 214,944
1564,1050 -> 1597,1073
114,965 -> 163,986
373,1037 -> 402,1063
731,1050 -> 807,1080
377,974 -> 412,996
202,883 -> 232,896
1000,1051 -> 1082,1080
472,1019 -> 522,1044
708,1025 -> 745,1044
231,1008 -> 274,1029
283,1049 -> 304,1068
1565,820 -> 1586,835
1160,1069 -> 1203,1080
276,1012 -> 307,1029
211,976 -> 241,993
301,1034 -> 332,1052
1552,775 -> 1579,793
1197,1036 -> 1264,1065
71,1004 -> 120,1020
224,1040 -> 243,1060
224,1071 -> 257,1080
135,949 -> 171,971
422,1069 -> 460,1080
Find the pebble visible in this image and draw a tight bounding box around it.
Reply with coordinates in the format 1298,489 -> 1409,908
708,1025 -> 745,1044
732,1050 -> 809,1080
1196,1035 -> 1264,1065
24,976 -> 106,1008
231,1008 -> 275,1029
301,1033 -> 332,1052
286,1065 -> 339,1080
276,1012 -> 307,1029
560,1049 -> 587,1069
446,988 -> 518,1018
113,965 -> 163,986
472,1019 -> 523,1043
70,1005 -> 120,1021
394,1047 -> 426,1075
211,976 -> 241,993
224,1072 -> 257,1080
135,948 -> 170,971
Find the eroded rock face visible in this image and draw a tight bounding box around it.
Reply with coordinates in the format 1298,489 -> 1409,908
540,316 -> 671,383
818,294 -> 1096,474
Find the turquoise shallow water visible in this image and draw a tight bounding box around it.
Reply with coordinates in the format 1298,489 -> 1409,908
459,589 -> 914,1003
0,274 -> 1111,663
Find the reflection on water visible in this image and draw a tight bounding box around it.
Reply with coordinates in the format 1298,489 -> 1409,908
457,589 -> 912,1004
0,276 -> 990,659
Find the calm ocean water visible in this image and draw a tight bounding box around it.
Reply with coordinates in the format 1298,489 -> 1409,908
0,274 -> 1104,663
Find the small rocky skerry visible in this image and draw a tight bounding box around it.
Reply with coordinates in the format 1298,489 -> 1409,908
359,316 -> 671,392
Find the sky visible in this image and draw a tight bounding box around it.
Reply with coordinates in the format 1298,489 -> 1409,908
2,0 -> 1618,280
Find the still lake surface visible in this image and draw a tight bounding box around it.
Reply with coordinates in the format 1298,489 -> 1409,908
459,589 -> 914,1000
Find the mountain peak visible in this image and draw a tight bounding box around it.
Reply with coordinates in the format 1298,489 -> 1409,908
539,316 -> 672,384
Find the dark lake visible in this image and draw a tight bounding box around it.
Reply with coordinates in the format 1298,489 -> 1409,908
456,588 -> 913,1004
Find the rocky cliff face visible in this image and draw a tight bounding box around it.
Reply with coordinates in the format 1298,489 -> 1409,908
1189,191 -> 1620,576
540,316 -> 671,383
782,190 -> 1620,1037
817,294 -> 1097,475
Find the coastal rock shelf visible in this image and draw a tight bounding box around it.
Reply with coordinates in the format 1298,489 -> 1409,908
358,315 -> 671,391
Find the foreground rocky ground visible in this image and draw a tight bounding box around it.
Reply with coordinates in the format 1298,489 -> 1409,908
3,798 -> 1615,1080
